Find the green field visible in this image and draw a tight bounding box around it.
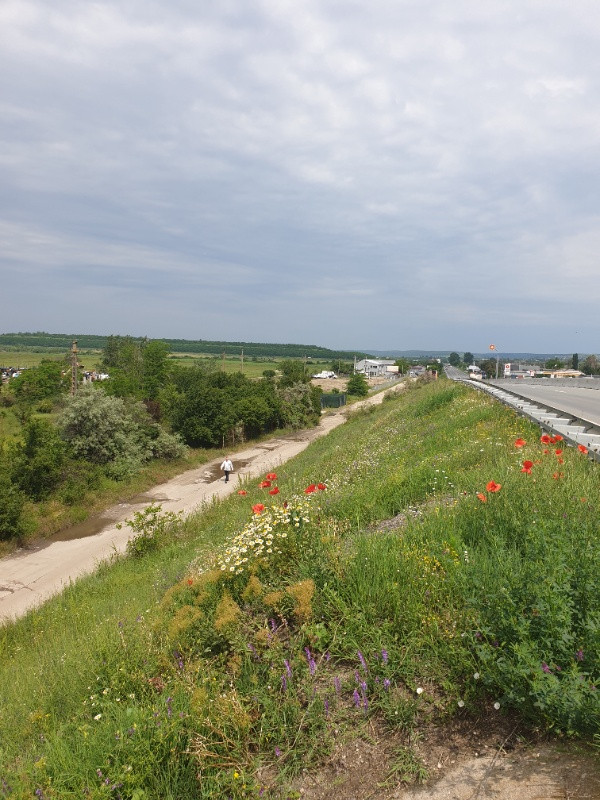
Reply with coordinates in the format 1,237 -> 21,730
0,349 -> 346,379
1,378 -> 598,798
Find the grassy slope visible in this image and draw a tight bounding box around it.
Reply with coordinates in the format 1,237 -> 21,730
0,379 -> 598,798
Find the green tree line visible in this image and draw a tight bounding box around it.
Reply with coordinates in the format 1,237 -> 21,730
0,332 -> 368,361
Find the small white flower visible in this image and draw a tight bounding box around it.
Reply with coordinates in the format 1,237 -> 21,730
416,687 -> 424,695
94,713 -> 102,721
493,702 -> 500,710
457,700 -> 465,707
474,672 -> 480,680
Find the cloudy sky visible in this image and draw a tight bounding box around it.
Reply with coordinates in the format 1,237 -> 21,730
2,0 -> 600,354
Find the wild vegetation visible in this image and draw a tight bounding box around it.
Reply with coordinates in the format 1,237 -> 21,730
1,379 -> 598,798
0,340 -> 324,544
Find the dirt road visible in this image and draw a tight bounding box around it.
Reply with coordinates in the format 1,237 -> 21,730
0,383 -> 402,623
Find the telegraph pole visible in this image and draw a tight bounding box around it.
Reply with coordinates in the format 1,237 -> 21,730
70,340 -> 79,396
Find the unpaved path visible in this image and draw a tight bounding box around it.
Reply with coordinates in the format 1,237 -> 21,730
0,384 -> 401,622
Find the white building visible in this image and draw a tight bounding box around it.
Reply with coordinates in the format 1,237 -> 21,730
355,359 -> 397,377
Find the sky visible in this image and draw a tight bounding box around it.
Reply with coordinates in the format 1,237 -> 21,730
2,0 -> 600,354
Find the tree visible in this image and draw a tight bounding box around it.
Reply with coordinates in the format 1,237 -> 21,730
581,354 -> 600,375
544,358 -> 564,370
10,418 -> 66,500
278,360 -> 310,388
142,340 -> 170,401
58,386 -> 185,469
572,353 -> 579,370
448,352 -> 461,367
330,359 -> 351,376
394,358 -> 411,375
346,372 -> 369,397
463,352 -> 474,365
0,468 -> 25,540
10,361 -> 68,404
478,359 -> 497,379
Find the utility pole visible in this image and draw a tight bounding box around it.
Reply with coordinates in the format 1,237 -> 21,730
70,340 -> 79,396
241,348 -> 244,373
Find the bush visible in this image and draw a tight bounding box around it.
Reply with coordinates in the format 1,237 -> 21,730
9,418 -> 66,500
346,373 -> 369,397
0,469 -> 26,540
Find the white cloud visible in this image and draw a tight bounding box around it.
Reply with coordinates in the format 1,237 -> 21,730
2,0 -> 600,351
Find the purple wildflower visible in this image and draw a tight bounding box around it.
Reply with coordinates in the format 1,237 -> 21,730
381,649 -> 388,664
281,674 -> 287,691
325,651 -> 331,662
284,659 -> 293,678
357,650 -> 368,672
324,698 -> 330,717
334,676 -> 341,694
275,746 -> 282,758
541,662 -> 551,673
384,678 -> 391,690
270,619 -> 278,632
352,689 -> 361,707
576,649 -> 584,662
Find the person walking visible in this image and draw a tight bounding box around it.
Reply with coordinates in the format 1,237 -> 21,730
220,456 -> 234,483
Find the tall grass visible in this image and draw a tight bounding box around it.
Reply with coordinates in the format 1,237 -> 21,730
1,379 -> 598,798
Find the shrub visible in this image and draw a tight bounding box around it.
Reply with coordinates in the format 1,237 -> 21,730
0,469 -> 26,540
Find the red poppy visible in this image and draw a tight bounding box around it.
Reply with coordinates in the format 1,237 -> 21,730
552,472 -> 564,480
486,480 -> 502,493
477,492 -> 487,503
554,449 -> 563,455
514,438 -> 526,448
554,435 -> 563,441
557,457 -> 564,464
543,449 -> 550,455
521,460 -> 533,474
304,484 -> 316,494
540,434 -> 552,444
266,473 -> 277,481
269,487 -> 280,495
259,480 -> 272,488
237,490 -> 248,496
252,503 -> 265,514
578,444 -> 588,454
317,483 -> 327,490
187,578 -> 194,585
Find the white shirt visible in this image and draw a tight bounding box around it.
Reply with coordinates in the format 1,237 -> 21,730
221,459 -> 233,471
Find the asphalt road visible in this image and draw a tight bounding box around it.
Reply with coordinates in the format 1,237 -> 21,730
486,382 -> 600,428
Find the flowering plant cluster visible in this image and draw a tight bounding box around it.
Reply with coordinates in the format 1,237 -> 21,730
217,494 -> 316,575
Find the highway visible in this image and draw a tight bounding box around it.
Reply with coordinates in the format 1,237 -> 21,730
486,382 -> 600,428
445,366 -> 600,456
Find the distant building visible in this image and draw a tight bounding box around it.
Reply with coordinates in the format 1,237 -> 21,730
355,359 -> 397,377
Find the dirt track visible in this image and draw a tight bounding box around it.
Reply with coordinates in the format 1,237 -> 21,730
0,383 -> 401,622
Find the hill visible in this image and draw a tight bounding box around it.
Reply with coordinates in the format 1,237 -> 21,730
0,332 -> 367,361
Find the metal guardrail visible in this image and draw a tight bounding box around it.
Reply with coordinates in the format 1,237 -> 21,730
445,369 -> 600,462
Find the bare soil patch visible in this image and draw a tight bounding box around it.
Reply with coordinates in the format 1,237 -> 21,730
290,714 -> 600,800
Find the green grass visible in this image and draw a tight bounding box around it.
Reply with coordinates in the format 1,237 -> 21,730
0,349 -> 101,371
1,379 -> 598,798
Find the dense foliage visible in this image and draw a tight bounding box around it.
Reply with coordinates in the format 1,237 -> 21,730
0,340 -> 325,541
